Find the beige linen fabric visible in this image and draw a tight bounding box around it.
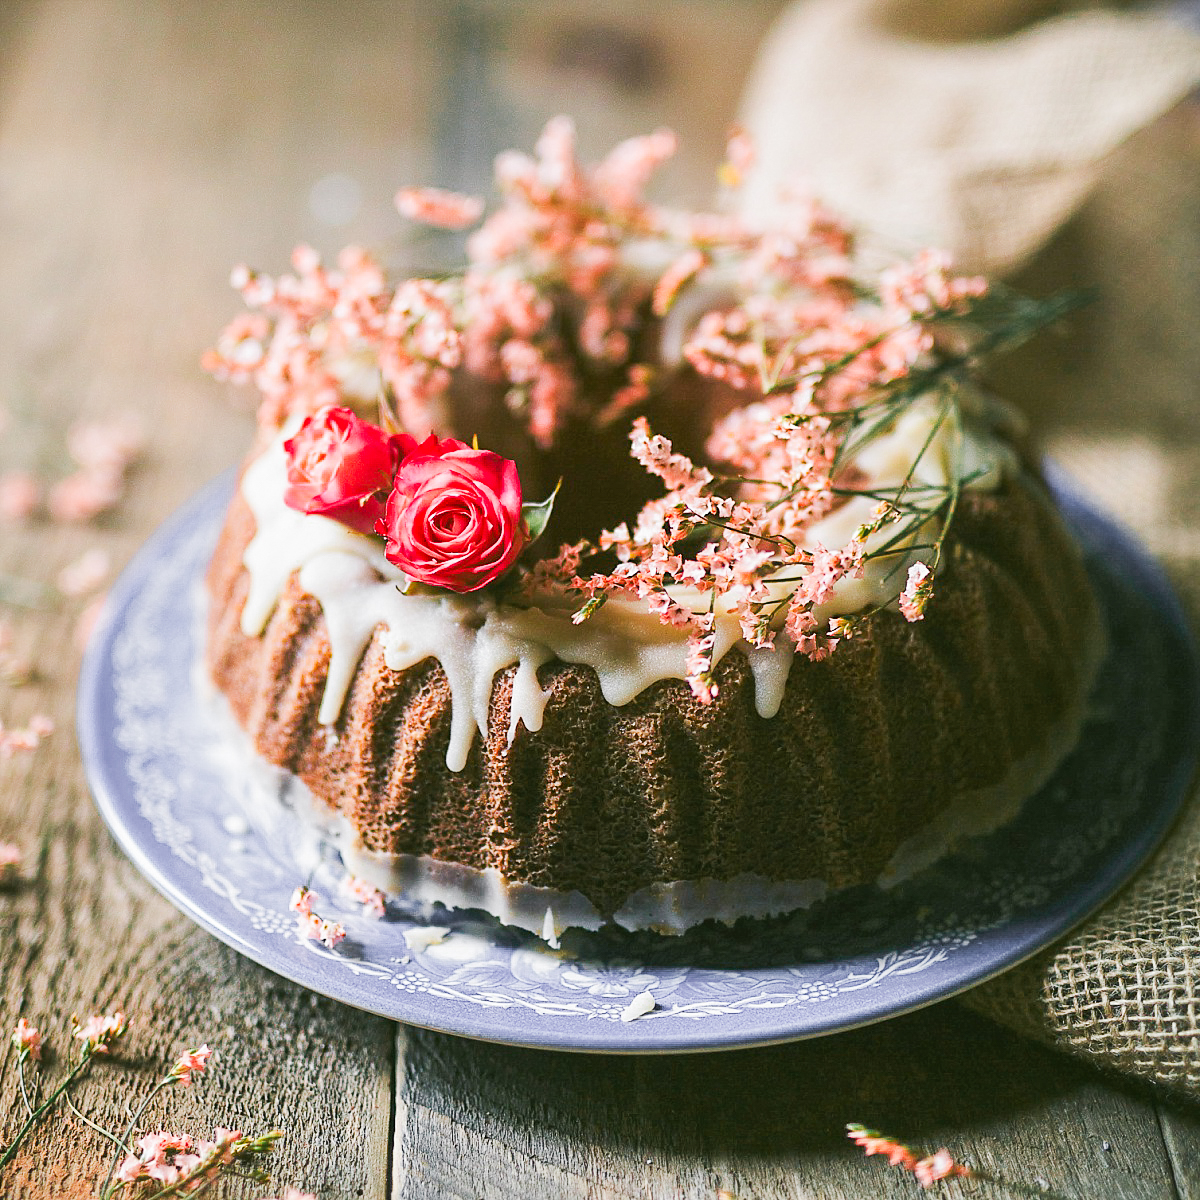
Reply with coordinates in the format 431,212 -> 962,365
739,0 -> 1200,273
738,1 -> 1200,1094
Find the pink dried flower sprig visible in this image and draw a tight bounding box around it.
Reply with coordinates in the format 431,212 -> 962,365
1,1009 -> 128,1173
0,471 -> 39,521
57,548 -> 111,597
49,413 -> 145,523
290,885 -> 346,949
74,1009 -> 128,1053
11,1017 -> 42,1060
109,1127 -> 282,1197
846,1124 -> 971,1188
845,1122 -> 1074,1198
167,1044 -> 213,1088
341,874 -> 387,919
207,117 -> 887,448
3,1014 -> 292,1197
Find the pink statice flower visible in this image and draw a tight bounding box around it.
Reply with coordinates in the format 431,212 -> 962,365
73,1008 -> 126,1053
591,127 -> 677,213
914,1147 -> 970,1187
846,1124 -> 917,1169
201,312 -> 270,383
290,886 -> 346,948
168,1043 -> 213,1087
717,124 -> 756,189
396,186 -> 484,230
56,547 -> 110,597
297,911 -> 347,950
0,471 -> 39,521
289,886 -> 315,917
880,248 -> 987,319
66,413 -> 145,476
11,1017 -> 41,1060
117,1132 -> 200,1187
117,1127 -> 250,1191
341,875 -> 387,919
652,248 -> 708,317
899,561 -> 933,622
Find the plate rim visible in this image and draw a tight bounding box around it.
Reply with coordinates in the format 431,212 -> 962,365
77,466 -> 1200,1053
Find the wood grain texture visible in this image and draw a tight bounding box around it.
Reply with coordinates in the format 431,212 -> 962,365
393,1004 -> 1185,1200
0,1 -> 1194,1198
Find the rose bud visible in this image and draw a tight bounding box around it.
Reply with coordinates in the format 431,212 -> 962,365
283,405 -> 402,534
377,438 -> 527,593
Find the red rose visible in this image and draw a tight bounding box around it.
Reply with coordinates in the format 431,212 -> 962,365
283,406 -> 402,535
377,438 -> 527,592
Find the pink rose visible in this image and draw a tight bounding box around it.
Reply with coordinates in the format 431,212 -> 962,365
283,406 -> 402,534
377,436 -> 527,592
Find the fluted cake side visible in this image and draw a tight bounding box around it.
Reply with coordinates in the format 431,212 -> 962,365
205,467 -> 1100,919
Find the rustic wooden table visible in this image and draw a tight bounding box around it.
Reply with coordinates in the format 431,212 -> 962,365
2,2 -> 1200,1196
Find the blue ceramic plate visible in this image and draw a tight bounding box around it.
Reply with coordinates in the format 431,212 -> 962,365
78,469 -> 1200,1053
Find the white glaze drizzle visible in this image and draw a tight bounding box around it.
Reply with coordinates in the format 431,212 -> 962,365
239,392 -> 1015,771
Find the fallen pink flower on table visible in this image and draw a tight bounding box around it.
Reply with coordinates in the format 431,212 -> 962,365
914,1148 -> 967,1187
846,1124 -> 972,1189
73,1008 -> 126,1052
0,714 -> 53,757
297,910 -> 346,950
289,884 -> 346,948
168,1043 -> 213,1087
0,621 -> 33,686
56,547 -> 110,597
48,411 -> 146,525
11,1017 -> 42,1060
48,468 -> 123,522
66,413 -> 145,475
0,470 -> 39,520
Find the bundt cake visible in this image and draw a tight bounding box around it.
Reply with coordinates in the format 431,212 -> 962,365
202,119 -> 1102,938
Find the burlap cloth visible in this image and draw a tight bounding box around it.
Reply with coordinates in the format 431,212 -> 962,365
739,0 -> 1200,1095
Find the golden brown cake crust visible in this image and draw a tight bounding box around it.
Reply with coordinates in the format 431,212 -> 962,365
205,469 -> 1099,916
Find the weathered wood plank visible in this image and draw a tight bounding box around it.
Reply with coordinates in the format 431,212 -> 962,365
0,0 -> 446,1192
393,1003 -> 1179,1199
1157,1104 -> 1200,1200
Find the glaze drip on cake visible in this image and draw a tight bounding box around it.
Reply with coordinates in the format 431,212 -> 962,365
238,392 -> 1016,771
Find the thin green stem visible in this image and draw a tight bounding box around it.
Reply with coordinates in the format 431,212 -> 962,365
99,1076 -> 177,1199
0,1047 -> 99,1171
15,1052 -> 35,1118
62,1091 -> 128,1156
